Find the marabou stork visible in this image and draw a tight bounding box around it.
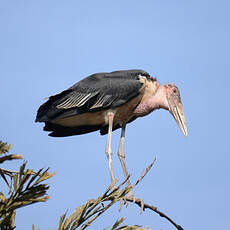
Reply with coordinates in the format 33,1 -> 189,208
36,69 -> 187,194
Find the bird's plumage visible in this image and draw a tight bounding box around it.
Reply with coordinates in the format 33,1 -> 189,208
36,69 -> 156,137
35,69 -> 187,196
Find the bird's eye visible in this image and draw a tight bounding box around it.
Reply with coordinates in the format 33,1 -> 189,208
173,89 -> 177,94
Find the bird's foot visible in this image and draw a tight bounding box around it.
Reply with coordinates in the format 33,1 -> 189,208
126,190 -> 136,202
124,191 -> 145,214
109,178 -> 118,192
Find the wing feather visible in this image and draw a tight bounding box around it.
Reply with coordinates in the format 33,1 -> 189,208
56,92 -> 98,109
36,69 -> 152,122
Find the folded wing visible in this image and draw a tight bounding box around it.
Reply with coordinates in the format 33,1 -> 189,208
35,70 -> 149,123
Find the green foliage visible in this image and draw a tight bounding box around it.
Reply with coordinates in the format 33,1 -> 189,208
109,217 -> 146,230
0,141 -> 11,155
0,140 -> 147,230
0,141 -> 22,164
57,181 -> 147,230
0,141 -> 54,230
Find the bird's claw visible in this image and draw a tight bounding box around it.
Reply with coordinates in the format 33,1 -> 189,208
109,178 -> 119,192
124,191 -> 145,214
126,191 -> 136,202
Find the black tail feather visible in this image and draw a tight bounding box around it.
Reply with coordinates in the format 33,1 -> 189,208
42,115 -> 137,137
44,122 -> 102,137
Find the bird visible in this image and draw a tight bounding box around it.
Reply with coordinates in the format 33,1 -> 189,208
35,69 -> 187,196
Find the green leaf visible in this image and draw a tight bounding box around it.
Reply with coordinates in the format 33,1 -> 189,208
111,218 -> 125,230
58,212 -> 67,230
19,162 -> 26,185
25,168 -> 43,190
0,192 -> 6,203
13,173 -> 18,192
0,141 -> 11,155
0,169 -> 12,193
34,168 -> 55,185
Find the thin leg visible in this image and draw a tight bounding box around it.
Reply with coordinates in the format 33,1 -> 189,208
117,124 -> 131,187
105,111 -> 116,184
118,124 -> 143,205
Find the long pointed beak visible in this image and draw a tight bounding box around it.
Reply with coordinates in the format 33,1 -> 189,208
167,95 -> 188,137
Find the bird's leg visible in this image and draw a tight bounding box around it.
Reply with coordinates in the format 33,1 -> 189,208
105,111 -> 116,189
117,124 -> 134,198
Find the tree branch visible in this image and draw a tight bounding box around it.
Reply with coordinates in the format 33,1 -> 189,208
123,158 -> 184,230
0,154 -> 23,163
125,197 -> 183,230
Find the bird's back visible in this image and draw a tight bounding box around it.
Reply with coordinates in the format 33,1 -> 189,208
35,69 -> 156,137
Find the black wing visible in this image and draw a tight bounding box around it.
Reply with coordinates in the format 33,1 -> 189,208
36,69 -> 150,122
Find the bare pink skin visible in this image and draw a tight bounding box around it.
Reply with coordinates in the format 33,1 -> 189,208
134,85 -> 169,117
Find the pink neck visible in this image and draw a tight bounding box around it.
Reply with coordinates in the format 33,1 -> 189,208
134,86 -> 169,117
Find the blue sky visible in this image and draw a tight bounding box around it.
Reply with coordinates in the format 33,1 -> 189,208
0,0 -> 229,229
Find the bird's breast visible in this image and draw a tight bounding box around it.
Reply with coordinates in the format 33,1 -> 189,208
133,78 -> 159,117
133,101 -> 157,117
112,94 -> 143,125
